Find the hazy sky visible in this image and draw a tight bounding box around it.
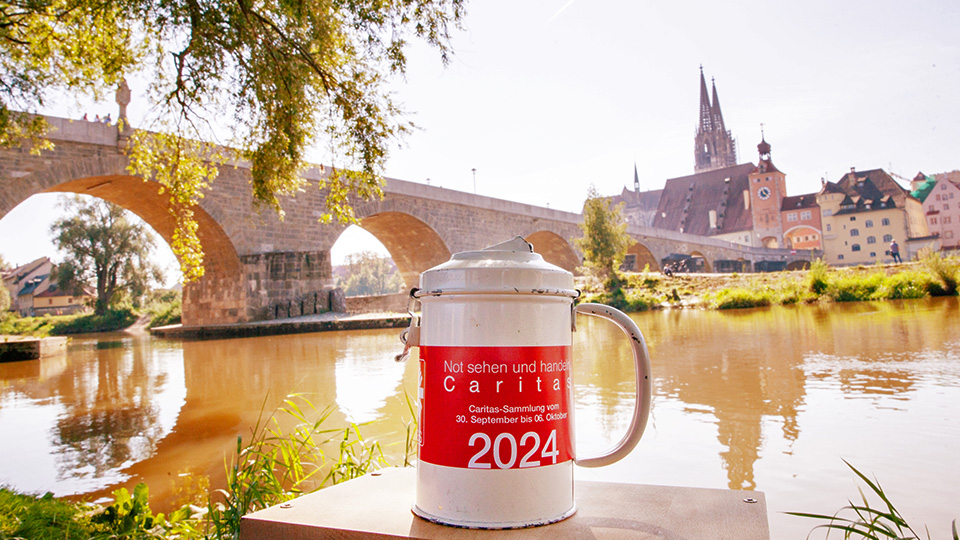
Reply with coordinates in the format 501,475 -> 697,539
2,0 -> 959,277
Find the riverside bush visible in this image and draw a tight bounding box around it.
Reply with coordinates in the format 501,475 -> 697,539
709,288 -> 772,310
827,272 -> 885,302
148,297 -> 182,328
878,271 -> 934,299
50,308 -> 138,335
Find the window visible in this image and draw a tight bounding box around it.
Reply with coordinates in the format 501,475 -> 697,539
931,217 -> 938,224
852,244 -> 861,252
942,183 -> 948,190
826,224 -> 832,232
851,229 -> 860,236
838,254 -> 845,260
947,231 -> 955,239
945,204 -> 950,210
951,193 -> 955,199
882,218 -> 891,226
870,252 -> 876,258
936,194 -> 942,201
867,236 -> 876,244
865,220 -> 873,228
883,234 -> 893,242
801,210 -> 812,220
787,212 -> 798,222
945,216 -> 953,224
850,216 -> 857,221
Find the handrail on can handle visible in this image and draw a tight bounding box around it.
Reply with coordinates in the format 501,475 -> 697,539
573,303 -> 652,468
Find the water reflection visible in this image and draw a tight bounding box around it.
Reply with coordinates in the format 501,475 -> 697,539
0,298 -> 958,538
0,335 -> 185,495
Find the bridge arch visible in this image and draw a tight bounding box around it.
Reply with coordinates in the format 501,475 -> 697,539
689,250 -> 713,272
624,242 -> 659,272
524,231 -> 579,272
2,159 -> 241,279
351,211 -> 451,289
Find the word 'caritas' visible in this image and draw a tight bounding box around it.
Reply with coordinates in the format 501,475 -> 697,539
442,375 -> 572,393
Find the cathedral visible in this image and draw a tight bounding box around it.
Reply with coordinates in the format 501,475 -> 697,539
611,67 -> 789,250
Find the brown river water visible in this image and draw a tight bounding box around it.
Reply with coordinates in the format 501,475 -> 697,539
1,298 -> 959,538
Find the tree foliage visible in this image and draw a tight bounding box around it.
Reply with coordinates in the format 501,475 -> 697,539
0,280 -> 9,312
50,196 -> 163,314
575,184 -> 632,279
337,250 -> 404,297
2,0 -> 465,281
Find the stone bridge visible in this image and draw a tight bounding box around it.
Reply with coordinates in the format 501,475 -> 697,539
0,116 -> 812,326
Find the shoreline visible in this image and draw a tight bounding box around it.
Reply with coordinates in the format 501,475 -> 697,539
150,310 -> 411,340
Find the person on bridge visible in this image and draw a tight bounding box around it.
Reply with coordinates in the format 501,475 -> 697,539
890,240 -> 902,264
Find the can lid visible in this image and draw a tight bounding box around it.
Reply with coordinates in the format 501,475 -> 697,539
417,236 -> 575,297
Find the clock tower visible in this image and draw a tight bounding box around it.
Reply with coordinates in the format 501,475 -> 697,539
747,135 -> 787,248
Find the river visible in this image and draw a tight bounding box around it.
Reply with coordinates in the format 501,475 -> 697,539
1,298 -> 958,538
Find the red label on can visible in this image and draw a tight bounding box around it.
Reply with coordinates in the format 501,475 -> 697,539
419,345 -> 574,469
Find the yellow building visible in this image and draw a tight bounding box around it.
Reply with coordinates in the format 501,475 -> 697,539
817,168 -> 931,266
32,283 -> 93,316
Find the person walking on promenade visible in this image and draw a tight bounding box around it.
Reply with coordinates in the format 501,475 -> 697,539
890,240 -> 902,263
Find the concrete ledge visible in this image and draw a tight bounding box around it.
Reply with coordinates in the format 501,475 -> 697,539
0,336 -> 68,363
150,313 -> 410,340
240,467 -> 770,540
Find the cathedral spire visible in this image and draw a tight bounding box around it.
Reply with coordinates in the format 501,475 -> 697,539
711,77 -> 726,133
694,67 -> 738,173
698,66 -> 712,132
634,163 -> 640,192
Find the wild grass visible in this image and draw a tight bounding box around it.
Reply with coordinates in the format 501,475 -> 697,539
701,254 -> 960,310
788,460 -> 959,540
0,488 -> 98,539
207,394 -> 390,539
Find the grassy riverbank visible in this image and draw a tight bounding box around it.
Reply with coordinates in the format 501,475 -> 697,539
579,254 -> 960,311
0,291 -> 181,337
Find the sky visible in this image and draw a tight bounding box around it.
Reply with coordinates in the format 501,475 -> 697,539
2,0 -> 959,281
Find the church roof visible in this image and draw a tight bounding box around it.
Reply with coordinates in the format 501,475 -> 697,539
653,162 -> 756,235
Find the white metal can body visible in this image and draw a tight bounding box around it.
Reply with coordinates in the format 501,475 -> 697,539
412,238 -> 579,528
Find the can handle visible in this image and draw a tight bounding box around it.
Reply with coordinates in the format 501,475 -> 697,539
573,303 -> 652,468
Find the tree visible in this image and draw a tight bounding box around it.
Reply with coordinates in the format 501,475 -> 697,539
575,185 -> 632,279
1,0 -> 465,281
338,251 -> 404,297
0,282 -> 9,313
51,196 -> 163,314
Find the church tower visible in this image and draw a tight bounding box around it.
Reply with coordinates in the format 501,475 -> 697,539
747,134 -> 787,248
694,67 -> 738,173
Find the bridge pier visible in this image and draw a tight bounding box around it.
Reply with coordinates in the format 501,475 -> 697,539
182,250 -> 336,326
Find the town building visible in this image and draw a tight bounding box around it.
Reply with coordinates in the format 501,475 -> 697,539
3,257 -> 53,315
780,194 -> 823,250
2,257 -> 93,316
912,170 -> 960,251
817,168 -> 933,265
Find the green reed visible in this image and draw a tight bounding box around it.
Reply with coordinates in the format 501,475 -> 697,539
788,460 -> 959,540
